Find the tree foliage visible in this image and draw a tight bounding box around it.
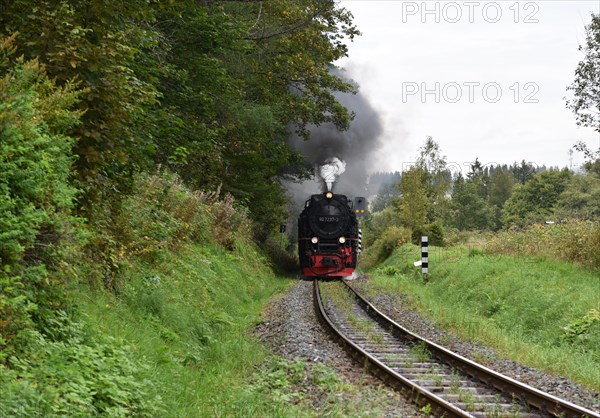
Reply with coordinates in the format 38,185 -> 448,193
449,174 -> 494,230
555,172 -> 600,220
573,140 -> 600,176
0,0 -> 360,240
416,136 -> 452,222
502,169 -> 572,227
566,13 -> 600,132
0,35 -> 82,355
511,160 -> 537,184
237,0 -> 360,137
368,134 -> 588,235
487,169 -> 515,229
488,169 -> 515,210
0,0 -> 161,184
566,13 -> 600,181
395,166 -> 429,231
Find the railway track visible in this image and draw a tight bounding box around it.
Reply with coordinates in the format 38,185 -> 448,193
313,279 -> 600,418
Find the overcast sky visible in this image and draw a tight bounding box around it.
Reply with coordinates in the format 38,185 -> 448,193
336,0 -> 600,174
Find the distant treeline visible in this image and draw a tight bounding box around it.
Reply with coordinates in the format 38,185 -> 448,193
371,161 -> 555,192
366,137 -> 599,241
369,160 -> 560,214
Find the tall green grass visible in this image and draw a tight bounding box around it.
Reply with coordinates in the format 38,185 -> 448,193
366,244 -> 600,390
485,221 -> 600,269
79,242 -> 296,416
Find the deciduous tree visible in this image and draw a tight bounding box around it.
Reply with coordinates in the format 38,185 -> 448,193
502,169 -> 572,227
566,13 -> 600,132
416,136 -> 452,222
396,166 -> 429,231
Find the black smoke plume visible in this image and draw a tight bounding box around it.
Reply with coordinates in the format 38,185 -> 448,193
286,69 -> 384,199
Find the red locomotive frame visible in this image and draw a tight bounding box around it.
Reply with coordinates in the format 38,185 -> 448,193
299,239 -> 357,277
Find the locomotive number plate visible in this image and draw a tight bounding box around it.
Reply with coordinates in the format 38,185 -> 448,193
319,217 -> 339,223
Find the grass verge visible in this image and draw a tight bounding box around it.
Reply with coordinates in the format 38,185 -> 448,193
79,242 -> 299,416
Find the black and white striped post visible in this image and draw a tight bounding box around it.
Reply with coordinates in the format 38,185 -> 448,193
421,236 -> 428,281
357,228 -> 362,256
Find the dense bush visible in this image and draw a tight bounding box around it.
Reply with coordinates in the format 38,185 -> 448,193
443,228 -> 471,246
0,35 -> 82,357
554,173 -> 600,220
0,35 -> 80,268
411,222 -> 445,246
0,36 -> 165,417
85,171 -> 254,291
363,206 -> 402,247
1,314 -> 161,417
501,169 -> 572,227
485,220 -> 600,269
361,226 -> 411,269
562,308 -> 600,353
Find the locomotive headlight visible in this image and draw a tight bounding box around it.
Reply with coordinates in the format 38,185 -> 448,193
311,236 -> 319,244
325,191 -> 333,199
339,236 -> 346,244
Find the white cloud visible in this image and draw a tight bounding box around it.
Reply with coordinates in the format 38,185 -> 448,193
337,0 -> 600,172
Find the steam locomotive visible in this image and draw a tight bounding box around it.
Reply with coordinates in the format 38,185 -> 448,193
298,191 -> 363,277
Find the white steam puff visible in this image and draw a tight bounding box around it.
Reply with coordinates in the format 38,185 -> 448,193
319,157 -> 346,191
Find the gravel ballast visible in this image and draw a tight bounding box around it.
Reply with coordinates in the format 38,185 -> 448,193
254,279 -> 426,417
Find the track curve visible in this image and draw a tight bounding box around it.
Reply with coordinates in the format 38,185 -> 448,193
313,279 -> 600,418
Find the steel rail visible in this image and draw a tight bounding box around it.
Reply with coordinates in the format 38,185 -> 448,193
313,279 -> 475,418
341,280 -> 600,418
